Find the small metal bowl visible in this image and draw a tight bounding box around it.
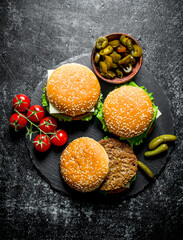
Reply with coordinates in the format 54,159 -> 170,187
91,33 -> 143,84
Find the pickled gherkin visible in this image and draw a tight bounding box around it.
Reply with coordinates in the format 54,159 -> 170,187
99,61 -> 107,74
99,45 -> 113,55
104,55 -> 113,69
108,40 -> 120,48
144,144 -> 168,157
110,52 -> 121,63
137,161 -> 154,179
111,63 -> 118,68
148,134 -> 177,150
94,53 -> 100,64
126,38 -> 133,50
120,34 -> 126,42
118,54 -> 132,65
120,37 -> 129,46
131,44 -> 142,57
116,69 -> 123,78
96,37 -> 108,49
101,70 -> 116,79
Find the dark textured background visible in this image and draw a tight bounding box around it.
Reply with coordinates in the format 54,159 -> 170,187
0,0 -> 183,239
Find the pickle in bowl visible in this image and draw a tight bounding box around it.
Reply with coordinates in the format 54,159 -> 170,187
93,33 -> 143,81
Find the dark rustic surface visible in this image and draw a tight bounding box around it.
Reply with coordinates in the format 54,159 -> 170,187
1,0 -> 183,239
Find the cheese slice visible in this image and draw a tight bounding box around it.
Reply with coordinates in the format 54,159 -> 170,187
49,102 -> 95,114
156,109 -> 162,119
48,69 -> 55,79
49,102 -> 61,114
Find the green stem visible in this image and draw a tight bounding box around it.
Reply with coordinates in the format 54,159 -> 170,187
14,109 -> 50,138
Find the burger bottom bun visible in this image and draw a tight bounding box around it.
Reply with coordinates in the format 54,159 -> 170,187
99,138 -> 138,192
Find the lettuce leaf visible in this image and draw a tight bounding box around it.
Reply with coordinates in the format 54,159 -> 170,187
81,92 -> 103,121
42,86 -> 49,112
124,174 -> 137,189
130,175 -> 136,182
95,93 -> 109,132
103,136 -> 109,139
119,103 -> 158,147
51,114 -> 72,122
96,81 -> 158,147
81,114 -> 93,121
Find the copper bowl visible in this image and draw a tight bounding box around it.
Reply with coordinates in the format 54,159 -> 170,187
91,33 -> 143,84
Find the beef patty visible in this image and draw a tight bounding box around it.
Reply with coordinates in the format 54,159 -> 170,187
99,138 -> 138,192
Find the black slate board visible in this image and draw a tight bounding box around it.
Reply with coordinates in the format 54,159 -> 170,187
27,53 -> 174,202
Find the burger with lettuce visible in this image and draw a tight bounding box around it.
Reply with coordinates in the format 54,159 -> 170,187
42,63 -> 102,121
96,81 -> 158,147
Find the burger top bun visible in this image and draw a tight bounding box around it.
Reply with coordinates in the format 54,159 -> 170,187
46,63 -> 100,117
60,137 -> 109,192
103,86 -> 154,138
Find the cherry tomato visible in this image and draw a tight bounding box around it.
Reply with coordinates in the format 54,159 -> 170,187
13,94 -> 30,112
39,117 -> 57,133
33,134 -> 51,152
27,105 -> 45,123
9,113 -> 27,131
51,130 -> 68,146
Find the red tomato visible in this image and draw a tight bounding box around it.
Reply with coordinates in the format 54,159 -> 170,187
33,134 -> 51,152
27,105 -> 45,123
39,117 -> 57,133
9,113 -> 27,131
51,130 -> 68,146
13,94 -> 30,112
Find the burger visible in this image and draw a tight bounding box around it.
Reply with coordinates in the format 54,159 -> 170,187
42,63 -> 102,121
60,137 -> 109,192
60,137 -> 138,194
96,81 -> 158,147
99,138 -> 138,193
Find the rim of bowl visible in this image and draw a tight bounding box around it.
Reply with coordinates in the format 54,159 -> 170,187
91,33 -> 143,84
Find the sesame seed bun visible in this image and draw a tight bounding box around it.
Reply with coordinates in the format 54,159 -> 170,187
98,138 -> 138,193
46,63 -> 100,117
60,137 -> 109,192
103,86 -> 154,138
